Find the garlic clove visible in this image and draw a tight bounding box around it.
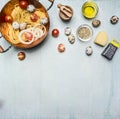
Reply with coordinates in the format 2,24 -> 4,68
20,22 -> 27,30
27,4 -> 36,12
12,21 -> 20,30
40,17 -> 48,25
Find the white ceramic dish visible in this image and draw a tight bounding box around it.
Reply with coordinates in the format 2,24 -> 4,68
76,24 -> 93,42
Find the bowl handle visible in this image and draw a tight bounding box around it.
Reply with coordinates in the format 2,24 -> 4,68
9,0 -> 55,11
0,36 -> 12,53
37,0 -> 55,11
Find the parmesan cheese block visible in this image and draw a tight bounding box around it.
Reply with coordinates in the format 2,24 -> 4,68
94,31 -> 108,46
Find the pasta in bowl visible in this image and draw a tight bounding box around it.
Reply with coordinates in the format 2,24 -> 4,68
0,0 -> 50,49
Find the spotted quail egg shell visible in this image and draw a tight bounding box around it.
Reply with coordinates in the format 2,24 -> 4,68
86,46 -> 93,55
68,34 -> 75,40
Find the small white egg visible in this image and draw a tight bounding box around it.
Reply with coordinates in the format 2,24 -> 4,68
12,21 -> 19,30
27,5 -> 35,12
20,22 -> 27,30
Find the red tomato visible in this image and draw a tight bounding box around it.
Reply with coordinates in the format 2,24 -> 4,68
19,0 -> 28,9
52,29 -> 59,37
5,15 -> 13,23
24,32 -> 33,41
30,13 -> 38,22
58,43 -> 65,52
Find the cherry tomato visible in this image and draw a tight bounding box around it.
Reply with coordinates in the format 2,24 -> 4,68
52,29 -> 59,37
30,13 -> 38,22
17,52 -> 26,61
58,43 -> 65,52
24,32 -> 33,41
5,15 -> 13,23
19,0 -> 28,9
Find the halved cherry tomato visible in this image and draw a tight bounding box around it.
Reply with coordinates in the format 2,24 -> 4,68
5,15 -> 13,23
24,32 -> 33,41
52,29 -> 59,37
19,0 -> 28,9
30,13 -> 38,22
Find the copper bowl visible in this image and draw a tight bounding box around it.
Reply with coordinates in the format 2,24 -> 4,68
0,0 -> 50,49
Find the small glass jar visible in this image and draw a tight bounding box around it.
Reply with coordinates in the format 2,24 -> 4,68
82,1 -> 98,19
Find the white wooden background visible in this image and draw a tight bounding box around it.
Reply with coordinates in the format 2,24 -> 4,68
0,0 -> 120,119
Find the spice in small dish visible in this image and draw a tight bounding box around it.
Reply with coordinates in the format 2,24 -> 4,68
76,24 -> 93,41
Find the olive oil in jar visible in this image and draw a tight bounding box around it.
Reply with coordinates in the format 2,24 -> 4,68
82,1 -> 98,19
